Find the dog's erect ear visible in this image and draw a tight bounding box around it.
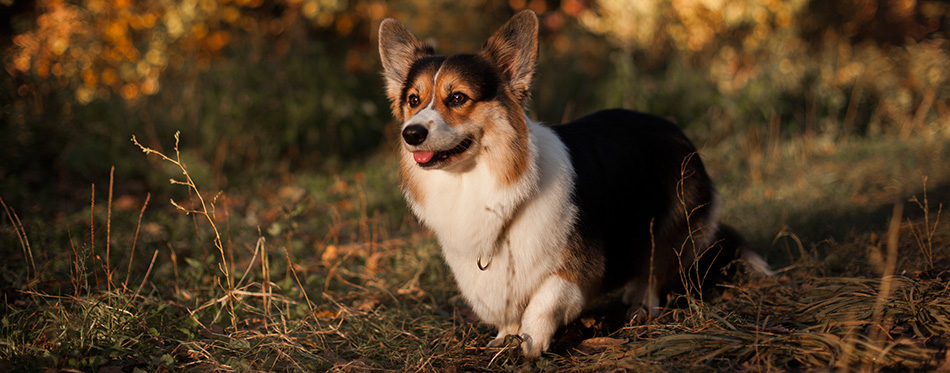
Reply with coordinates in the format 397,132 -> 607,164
378,18 -> 432,105
480,10 -> 539,105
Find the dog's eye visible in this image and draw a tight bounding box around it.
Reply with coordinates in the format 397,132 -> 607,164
408,94 -> 421,108
448,92 -> 468,107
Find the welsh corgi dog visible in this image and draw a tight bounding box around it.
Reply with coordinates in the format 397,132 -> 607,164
378,10 -> 763,358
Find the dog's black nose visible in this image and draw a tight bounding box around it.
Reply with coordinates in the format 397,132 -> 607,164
402,125 -> 428,146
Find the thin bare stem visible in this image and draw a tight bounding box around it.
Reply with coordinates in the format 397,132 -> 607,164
134,249 -> 160,299
674,152 -> 709,314
1,197 -> 35,281
647,218 -> 656,316
132,132 -> 235,327
68,229 -> 81,295
235,237 -> 264,290
283,245 -> 316,320
91,183 -> 100,288
107,166 -> 115,293
850,202 -> 904,371
262,236 -> 272,322
125,193 -> 150,289
908,175 -> 942,270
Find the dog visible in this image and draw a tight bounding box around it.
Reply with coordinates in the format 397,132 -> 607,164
378,10 -> 765,358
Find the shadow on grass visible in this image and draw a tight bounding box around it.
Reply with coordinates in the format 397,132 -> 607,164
743,182 -> 950,266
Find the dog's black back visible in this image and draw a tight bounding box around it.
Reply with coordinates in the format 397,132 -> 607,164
553,109 -> 731,299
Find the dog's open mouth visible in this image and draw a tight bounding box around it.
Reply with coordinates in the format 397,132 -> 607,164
412,137 -> 474,168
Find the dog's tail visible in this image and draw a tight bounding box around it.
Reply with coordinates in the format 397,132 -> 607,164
688,224 -> 774,299
741,248 -> 775,277
717,224 -> 775,276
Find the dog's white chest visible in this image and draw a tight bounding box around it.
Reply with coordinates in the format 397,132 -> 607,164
404,124 -> 577,326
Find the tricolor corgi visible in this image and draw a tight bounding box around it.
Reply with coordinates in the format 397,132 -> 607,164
378,10 -> 764,358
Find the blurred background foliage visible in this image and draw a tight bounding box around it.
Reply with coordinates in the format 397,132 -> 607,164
2,0 -> 949,213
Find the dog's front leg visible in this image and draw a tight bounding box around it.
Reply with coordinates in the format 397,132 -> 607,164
518,275 -> 585,358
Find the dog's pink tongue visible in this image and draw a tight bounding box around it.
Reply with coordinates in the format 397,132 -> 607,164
413,151 -> 435,164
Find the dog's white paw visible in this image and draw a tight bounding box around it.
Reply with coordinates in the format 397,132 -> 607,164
519,333 -> 546,359
485,337 -> 505,348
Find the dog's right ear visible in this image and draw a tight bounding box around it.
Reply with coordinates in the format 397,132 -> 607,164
378,18 -> 432,106
479,10 -> 539,106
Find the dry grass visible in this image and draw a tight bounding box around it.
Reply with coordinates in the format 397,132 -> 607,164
2,126 -> 949,372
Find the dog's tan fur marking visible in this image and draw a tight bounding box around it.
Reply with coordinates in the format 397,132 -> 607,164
553,234 -> 605,297
399,154 -> 424,205
397,63 -> 440,121
497,98 -> 530,185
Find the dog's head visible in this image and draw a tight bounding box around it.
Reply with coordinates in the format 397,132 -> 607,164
378,10 -> 538,177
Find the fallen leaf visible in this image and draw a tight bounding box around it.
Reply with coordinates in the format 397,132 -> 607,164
575,337 -> 628,354
113,195 -> 139,210
322,245 -> 338,262
278,185 -> 305,202
364,252 -> 383,274
357,299 -> 379,312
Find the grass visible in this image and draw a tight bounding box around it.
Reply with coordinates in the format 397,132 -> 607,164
4,2 -> 949,369
2,124 -> 948,372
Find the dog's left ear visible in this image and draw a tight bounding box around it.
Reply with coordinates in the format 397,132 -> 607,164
379,18 -> 433,106
480,10 -> 539,105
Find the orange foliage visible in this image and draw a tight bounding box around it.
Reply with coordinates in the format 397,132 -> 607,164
6,0 -> 379,104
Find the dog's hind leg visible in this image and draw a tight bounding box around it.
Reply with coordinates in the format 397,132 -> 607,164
518,275 -> 585,358
622,278 -> 661,318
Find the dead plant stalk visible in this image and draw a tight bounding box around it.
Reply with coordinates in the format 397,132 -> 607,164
131,131 -> 236,328
909,176 -> 942,269
0,197 -> 36,281
106,166 -> 115,293
124,193 -> 151,289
